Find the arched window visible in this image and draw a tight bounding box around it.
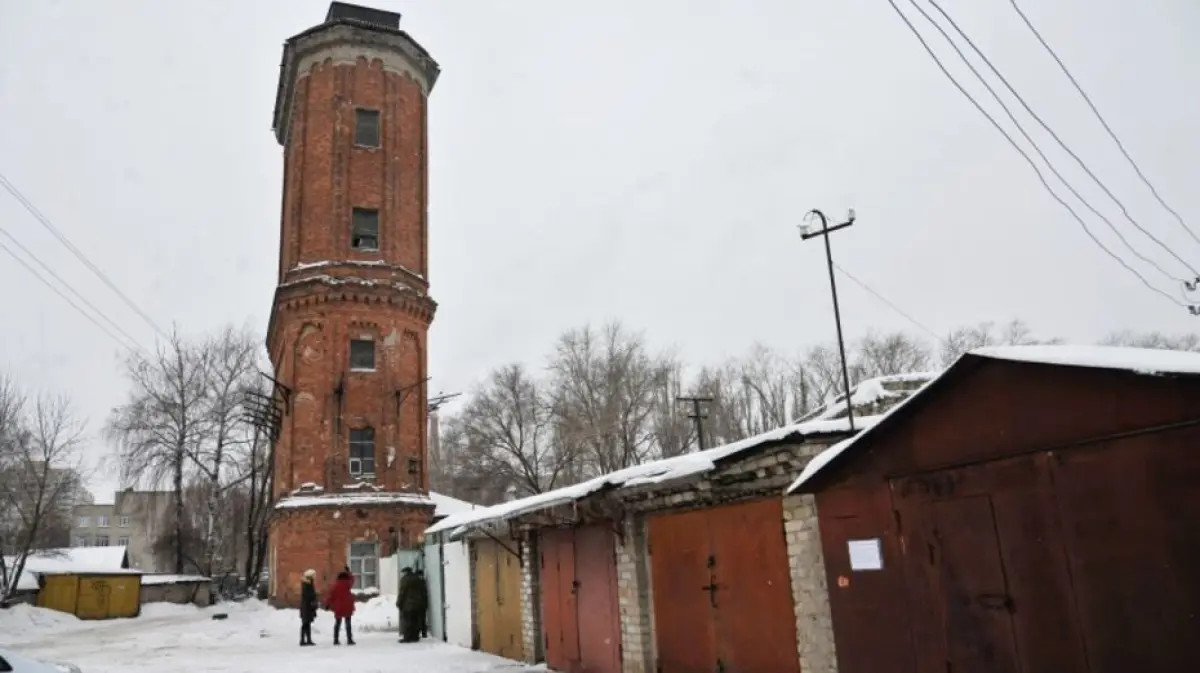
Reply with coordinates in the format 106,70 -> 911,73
348,427 -> 376,477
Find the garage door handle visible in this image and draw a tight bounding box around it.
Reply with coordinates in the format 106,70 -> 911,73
976,593 -> 1014,613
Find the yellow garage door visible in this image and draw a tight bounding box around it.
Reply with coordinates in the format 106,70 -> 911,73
473,538 -> 525,662
75,574 -> 141,619
37,575 -> 79,614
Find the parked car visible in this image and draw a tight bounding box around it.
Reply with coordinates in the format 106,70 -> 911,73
0,647 -> 82,673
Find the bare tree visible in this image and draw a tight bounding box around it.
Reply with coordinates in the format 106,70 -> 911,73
648,358 -> 693,458
689,344 -> 822,447
186,326 -> 260,577
456,364 -> 566,497
939,319 -> 1060,366
856,330 -> 934,378
802,344 -> 857,405
432,415 -> 520,505
0,377 -> 87,603
1099,330 -> 1200,351
105,330 -> 210,574
434,318 -> 1190,512
239,390 -> 274,592
547,322 -> 668,475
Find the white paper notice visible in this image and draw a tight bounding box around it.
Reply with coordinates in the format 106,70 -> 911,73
847,538 -> 883,571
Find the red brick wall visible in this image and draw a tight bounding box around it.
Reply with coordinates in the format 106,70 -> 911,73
270,504 -> 433,608
279,57 -> 429,281
270,299 -> 431,499
267,29 -> 437,606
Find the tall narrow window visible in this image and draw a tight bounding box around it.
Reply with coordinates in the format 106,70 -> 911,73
349,339 -> 376,371
354,108 -> 380,147
348,541 -> 379,589
349,428 -> 376,477
351,208 -> 379,251
95,535 -> 109,547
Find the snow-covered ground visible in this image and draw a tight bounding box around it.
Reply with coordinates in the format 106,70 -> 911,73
1,598 -> 545,673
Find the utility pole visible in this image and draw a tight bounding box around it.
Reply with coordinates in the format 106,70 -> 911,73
799,208 -> 858,431
676,394 -> 714,451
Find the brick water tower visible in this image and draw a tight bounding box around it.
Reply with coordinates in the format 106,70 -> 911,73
265,2 -> 441,606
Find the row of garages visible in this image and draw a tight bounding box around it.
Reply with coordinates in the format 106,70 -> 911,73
425,346 -> 1200,673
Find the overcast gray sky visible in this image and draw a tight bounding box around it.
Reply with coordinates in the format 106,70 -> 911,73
2,0 -> 1198,498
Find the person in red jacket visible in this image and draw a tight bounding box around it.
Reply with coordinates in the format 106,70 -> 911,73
323,566 -> 356,646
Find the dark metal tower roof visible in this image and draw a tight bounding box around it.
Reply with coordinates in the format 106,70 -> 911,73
325,2 -> 401,29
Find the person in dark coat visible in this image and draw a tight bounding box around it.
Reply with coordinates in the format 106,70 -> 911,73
299,569 -> 319,646
396,567 -> 428,642
324,567 -> 356,646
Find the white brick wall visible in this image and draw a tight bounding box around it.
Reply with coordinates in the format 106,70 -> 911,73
784,493 -> 838,673
518,535 -> 541,663
615,515 -> 654,673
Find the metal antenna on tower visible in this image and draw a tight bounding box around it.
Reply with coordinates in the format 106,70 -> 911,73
428,391 -> 462,412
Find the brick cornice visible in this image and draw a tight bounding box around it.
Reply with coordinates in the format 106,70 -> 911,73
273,21 -> 440,145
265,278 -> 436,359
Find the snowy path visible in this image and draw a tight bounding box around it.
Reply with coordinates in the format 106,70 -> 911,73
3,601 -> 546,673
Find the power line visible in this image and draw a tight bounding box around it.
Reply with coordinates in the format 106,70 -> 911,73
0,172 -> 170,340
833,263 -> 945,344
884,0 -> 1188,309
904,0 -> 1186,285
0,238 -> 138,353
1008,0 -> 1200,248
0,223 -> 145,350
926,0 -> 1198,280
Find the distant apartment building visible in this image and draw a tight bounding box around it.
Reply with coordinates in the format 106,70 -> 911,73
71,489 -> 174,572
1,461 -> 92,553
71,502 -> 126,549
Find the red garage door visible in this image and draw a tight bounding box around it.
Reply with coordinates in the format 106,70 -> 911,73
540,528 -> 580,671
649,499 -> 800,673
538,524 -> 622,673
575,525 -> 622,673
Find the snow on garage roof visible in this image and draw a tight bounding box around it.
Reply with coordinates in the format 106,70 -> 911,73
429,491 -> 478,520
972,344 -> 1200,375
426,415 -> 879,538
140,574 -> 210,585
7,546 -> 131,591
787,345 -> 1200,494
807,371 -> 939,421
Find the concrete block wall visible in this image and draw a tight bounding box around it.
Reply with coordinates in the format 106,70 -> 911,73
619,437 -> 840,513
615,515 -> 654,673
784,493 -> 838,673
518,534 -> 542,664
